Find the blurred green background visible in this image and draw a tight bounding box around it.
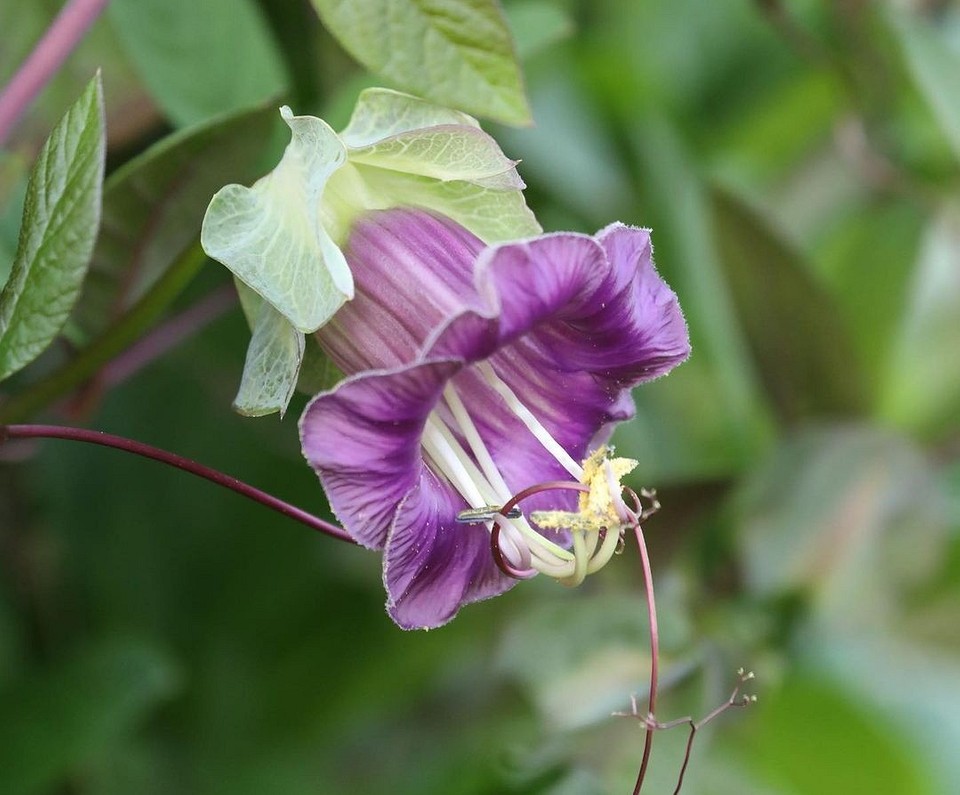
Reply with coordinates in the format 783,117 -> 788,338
2,0 -> 959,793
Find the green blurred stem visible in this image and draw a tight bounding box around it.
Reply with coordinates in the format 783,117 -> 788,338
1,423 -> 355,544
0,241 -> 207,424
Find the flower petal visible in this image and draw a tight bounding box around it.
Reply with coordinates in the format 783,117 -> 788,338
299,358 -> 460,548
384,470 -> 513,629
319,210 -> 484,373
423,226 -> 688,499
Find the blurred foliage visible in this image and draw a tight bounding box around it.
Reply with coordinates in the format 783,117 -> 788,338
1,0 -> 960,794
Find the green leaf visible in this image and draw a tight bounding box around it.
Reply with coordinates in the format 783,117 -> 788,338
108,0 -> 287,127
310,0 -> 531,125
710,187 -> 868,421
810,632 -> 960,792
814,200 -> 925,386
734,426 -> 948,626
233,281 -> 304,417
890,10 -> 960,166
616,114 -> 772,482
72,103 -> 279,341
880,203 -> 960,434
201,107 -> 353,333
0,74 -> 105,383
503,0 -> 574,60
737,673 -> 933,795
0,639 -> 180,795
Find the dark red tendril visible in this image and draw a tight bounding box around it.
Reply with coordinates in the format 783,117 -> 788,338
489,479 -> 590,579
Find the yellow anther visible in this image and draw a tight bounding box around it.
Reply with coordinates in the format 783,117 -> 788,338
531,446 -> 638,534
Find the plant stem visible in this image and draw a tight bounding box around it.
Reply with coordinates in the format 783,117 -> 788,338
68,283 -> 238,419
0,241 -> 207,424
1,423 -> 355,544
632,521 -> 660,795
0,0 -> 110,145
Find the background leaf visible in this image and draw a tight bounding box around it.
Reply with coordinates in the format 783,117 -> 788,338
890,10 -> 960,167
108,0 -> 287,127
0,639 -> 180,795
72,103 -> 278,342
880,203 -> 960,436
310,0 -> 531,125
0,74 -> 105,382
504,0 -> 574,60
710,187 -> 869,422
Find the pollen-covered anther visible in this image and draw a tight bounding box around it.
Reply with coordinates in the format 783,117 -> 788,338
525,446 -> 641,586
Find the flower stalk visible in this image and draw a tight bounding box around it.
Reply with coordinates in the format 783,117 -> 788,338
0,423 -> 354,544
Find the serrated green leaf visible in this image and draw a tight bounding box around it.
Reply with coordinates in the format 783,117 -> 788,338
202,107 -> 354,333
0,638 -> 179,795
233,281 -> 304,417
890,10 -> 960,166
108,0 -> 287,127
710,187 -> 868,421
311,0 -> 531,125
0,74 -> 105,383
73,104 -> 278,341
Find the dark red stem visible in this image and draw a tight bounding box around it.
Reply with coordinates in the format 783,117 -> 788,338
1,424 -> 354,544
631,516 -> 660,795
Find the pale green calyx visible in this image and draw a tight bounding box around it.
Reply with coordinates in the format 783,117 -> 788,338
201,88 -> 540,416
202,107 -> 352,334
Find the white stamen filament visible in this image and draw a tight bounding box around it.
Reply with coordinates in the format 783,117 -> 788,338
421,419 -> 493,509
477,361 -> 584,480
445,386 -> 576,565
442,385 -> 513,501
421,363 -> 632,583
423,416 -> 573,574
566,528 -> 590,587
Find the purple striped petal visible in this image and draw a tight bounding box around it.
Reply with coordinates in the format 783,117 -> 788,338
299,208 -> 690,629
318,210 -> 484,373
299,359 -> 459,549
384,471 -> 512,629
